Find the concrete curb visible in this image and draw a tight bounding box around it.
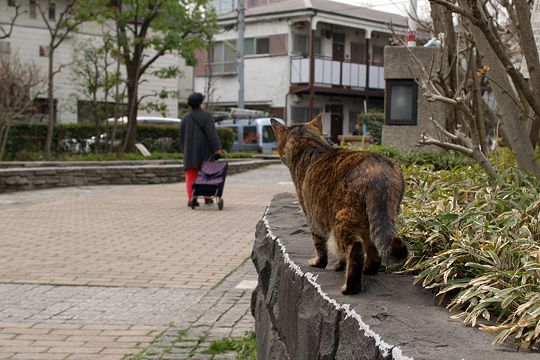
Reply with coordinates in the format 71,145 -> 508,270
0,159 -> 281,193
251,193 -> 539,360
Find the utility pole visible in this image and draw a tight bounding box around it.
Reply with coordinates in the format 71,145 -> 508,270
237,0 -> 245,109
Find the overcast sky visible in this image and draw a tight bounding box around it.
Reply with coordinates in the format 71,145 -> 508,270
333,0 -> 429,17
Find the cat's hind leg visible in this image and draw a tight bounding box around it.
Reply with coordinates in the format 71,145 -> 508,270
334,212 -> 364,295
341,240 -> 364,295
333,259 -> 346,272
308,233 -> 328,268
362,230 -> 382,275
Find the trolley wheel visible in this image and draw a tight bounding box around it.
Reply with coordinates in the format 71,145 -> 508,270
190,190 -> 196,210
218,198 -> 224,210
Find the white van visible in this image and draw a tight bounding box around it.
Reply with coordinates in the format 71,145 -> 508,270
107,116 -> 181,126
215,117 -> 285,154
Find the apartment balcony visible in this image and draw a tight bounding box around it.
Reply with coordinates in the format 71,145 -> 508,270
290,56 -> 385,91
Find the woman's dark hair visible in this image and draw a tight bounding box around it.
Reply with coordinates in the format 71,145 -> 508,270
188,92 -> 205,109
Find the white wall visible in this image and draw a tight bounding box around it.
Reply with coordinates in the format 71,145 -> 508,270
0,1 -> 189,123
194,19 -> 290,107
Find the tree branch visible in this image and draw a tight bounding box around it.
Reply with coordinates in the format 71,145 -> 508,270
0,5 -> 23,39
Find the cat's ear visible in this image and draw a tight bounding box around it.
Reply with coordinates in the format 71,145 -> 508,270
307,113 -> 323,135
270,118 -> 287,140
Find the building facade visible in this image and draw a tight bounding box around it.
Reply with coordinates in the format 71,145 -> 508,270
0,0 -> 194,124
196,0 -> 408,141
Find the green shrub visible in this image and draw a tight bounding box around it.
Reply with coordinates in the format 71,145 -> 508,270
216,127 -> 235,152
357,112 -> 384,144
399,162 -> 540,348
354,145 -> 474,171
4,123 -> 237,159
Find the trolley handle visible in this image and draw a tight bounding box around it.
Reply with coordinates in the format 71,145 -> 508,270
210,150 -> 228,161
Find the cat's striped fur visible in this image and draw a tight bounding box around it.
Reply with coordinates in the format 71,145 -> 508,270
271,114 -> 408,295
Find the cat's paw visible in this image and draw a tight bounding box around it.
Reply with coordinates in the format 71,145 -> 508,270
341,283 -> 362,295
333,259 -> 345,272
308,257 -> 327,268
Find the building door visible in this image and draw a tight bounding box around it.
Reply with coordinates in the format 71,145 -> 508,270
332,33 -> 345,61
333,33 -> 345,86
329,104 -> 343,143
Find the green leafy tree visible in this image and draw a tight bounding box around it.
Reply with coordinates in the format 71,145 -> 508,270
96,0 -> 218,153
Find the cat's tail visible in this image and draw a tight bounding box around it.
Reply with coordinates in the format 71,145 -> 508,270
365,185 -> 408,263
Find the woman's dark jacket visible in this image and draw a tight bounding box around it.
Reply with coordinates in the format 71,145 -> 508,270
179,109 -> 221,169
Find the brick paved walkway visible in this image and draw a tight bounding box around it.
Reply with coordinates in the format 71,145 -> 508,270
0,164 -> 293,359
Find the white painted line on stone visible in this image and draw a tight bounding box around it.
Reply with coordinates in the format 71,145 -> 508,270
235,280 -> 258,290
278,181 -> 294,185
262,204 -> 413,360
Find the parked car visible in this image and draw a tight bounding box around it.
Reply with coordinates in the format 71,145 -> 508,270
215,117 -> 285,154
107,116 -> 181,126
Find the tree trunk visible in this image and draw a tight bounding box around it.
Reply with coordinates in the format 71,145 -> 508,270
122,70 -> 138,153
44,47 -> 55,159
468,19 -> 540,180
0,119 -> 10,161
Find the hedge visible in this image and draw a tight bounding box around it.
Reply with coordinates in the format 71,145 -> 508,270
352,112 -> 384,144
4,123 -> 236,160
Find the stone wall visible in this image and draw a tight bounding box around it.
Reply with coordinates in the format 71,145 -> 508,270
0,159 -> 280,193
251,193 -> 539,360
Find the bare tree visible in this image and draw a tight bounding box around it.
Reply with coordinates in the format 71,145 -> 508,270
410,0 -> 540,181
38,0 -> 94,158
0,54 -> 44,160
0,3 -> 23,39
70,37 -> 121,152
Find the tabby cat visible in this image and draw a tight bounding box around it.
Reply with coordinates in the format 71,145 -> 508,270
271,114 -> 408,295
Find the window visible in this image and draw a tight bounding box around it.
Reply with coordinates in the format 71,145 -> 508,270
39,45 -> 49,57
385,79 -> 418,125
350,42 -> 365,64
0,41 -> 10,54
8,0 -> 16,6
243,126 -> 258,144
262,125 -> 275,143
49,2 -> 56,20
212,40 -> 236,74
256,37 -> 269,54
372,46 -> 384,66
29,0 -> 36,18
290,107 -> 321,123
244,38 -> 254,55
292,34 -> 322,55
243,37 -> 270,56
77,100 -> 129,123
212,0 -> 234,15
349,112 -> 361,133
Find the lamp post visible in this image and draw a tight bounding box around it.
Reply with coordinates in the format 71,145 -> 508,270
407,0 -> 417,47
237,0 -> 245,109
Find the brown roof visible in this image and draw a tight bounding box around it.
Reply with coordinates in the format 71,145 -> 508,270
218,0 -> 407,27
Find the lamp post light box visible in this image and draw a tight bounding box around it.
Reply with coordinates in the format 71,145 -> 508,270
382,47 -> 450,151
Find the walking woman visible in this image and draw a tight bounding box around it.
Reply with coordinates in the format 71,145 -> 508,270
179,93 -> 222,207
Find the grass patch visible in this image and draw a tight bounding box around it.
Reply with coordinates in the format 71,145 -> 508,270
203,331 -> 256,360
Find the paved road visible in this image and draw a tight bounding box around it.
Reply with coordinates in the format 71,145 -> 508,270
0,164 -> 294,359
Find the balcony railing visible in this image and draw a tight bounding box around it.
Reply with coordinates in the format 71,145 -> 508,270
290,56 -> 384,90
209,61 -> 237,75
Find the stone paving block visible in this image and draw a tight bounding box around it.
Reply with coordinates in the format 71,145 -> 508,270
0,165 -> 291,360
9,354 -> 68,360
